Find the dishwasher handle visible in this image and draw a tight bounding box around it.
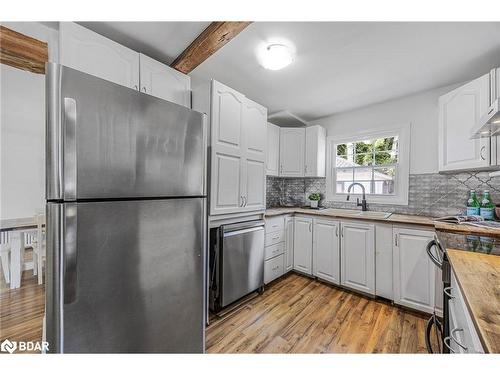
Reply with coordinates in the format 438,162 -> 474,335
222,220 -> 265,235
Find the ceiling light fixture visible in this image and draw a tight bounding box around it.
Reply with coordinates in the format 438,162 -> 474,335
260,43 -> 294,71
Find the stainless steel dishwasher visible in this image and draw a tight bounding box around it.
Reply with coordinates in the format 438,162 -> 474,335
209,220 -> 265,312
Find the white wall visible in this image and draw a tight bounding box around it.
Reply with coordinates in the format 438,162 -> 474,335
312,83 -> 461,174
0,22 -> 58,220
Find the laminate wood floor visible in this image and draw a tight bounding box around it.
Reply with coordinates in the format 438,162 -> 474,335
206,273 -> 430,353
1,268 -> 431,353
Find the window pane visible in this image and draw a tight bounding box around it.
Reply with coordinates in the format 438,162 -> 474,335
373,167 -> 396,195
336,154 -> 351,167
354,152 -> 374,166
374,136 -> 398,152
337,181 -> 353,194
374,151 -> 398,165
355,140 -> 373,154
336,143 -> 347,156
336,168 -> 353,181
373,180 -> 395,195
348,180 -> 373,194
354,167 -> 373,181
374,167 -> 396,178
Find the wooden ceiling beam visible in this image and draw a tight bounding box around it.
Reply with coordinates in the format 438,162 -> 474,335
0,25 -> 48,74
171,21 -> 251,74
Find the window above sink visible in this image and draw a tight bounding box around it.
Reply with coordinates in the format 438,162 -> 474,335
326,124 -> 410,206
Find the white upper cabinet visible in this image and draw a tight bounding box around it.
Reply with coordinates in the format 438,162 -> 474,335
209,80 -> 267,215
241,98 -> 267,212
279,128 -> 305,177
305,125 -> 326,177
313,218 -> 340,285
266,123 -> 280,176
393,227 -> 436,314
210,80 -> 245,215
340,221 -> 375,295
285,216 -> 294,272
139,53 -> 190,107
439,73 -> 491,171
60,22 -> 140,89
293,216 -> 313,275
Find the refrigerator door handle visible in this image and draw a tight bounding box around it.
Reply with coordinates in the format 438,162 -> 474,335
63,97 -> 77,201
63,203 -> 78,304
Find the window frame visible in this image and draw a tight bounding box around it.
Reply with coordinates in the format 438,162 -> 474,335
326,123 -> 410,205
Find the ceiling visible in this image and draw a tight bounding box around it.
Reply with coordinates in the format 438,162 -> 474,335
78,22 -> 210,65
190,22 -> 500,121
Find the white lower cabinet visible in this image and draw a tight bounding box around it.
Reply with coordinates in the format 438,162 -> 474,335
293,216 -> 313,275
312,218 -> 340,284
447,271 -> 484,353
340,221 -> 375,295
284,216 -> 294,272
264,216 -> 285,284
393,227 -> 436,314
375,224 -> 394,299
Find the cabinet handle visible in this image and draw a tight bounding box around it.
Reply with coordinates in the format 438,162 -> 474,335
480,146 -> 486,161
272,266 -> 280,271
394,234 -> 398,247
240,196 -> 244,207
309,222 -> 312,232
450,328 -> 467,351
142,86 -> 147,93
341,227 -> 344,237
443,337 -> 456,353
243,196 -> 247,207
335,226 -> 339,237
443,286 -> 455,299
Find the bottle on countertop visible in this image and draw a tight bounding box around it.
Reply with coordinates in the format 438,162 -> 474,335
466,190 -> 480,216
479,190 -> 495,220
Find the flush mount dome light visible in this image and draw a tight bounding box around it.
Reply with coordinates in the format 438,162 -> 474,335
260,44 -> 294,70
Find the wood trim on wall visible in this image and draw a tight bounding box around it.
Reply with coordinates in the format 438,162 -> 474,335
0,25 -> 48,74
171,21 -> 251,74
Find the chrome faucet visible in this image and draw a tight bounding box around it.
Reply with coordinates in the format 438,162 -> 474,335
346,182 -> 368,211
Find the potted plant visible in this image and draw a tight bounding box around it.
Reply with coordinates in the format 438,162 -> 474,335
308,193 -> 321,208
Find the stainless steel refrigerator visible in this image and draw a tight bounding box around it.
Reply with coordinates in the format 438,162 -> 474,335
45,63 -> 207,353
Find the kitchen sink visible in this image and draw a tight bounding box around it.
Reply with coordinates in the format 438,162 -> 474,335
325,209 -> 392,220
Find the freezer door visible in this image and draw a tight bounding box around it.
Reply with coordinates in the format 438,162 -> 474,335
46,198 -> 206,353
46,63 -> 206,200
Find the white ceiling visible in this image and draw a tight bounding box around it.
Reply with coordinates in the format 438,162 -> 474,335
78,22 -> 210,65
190,22 -> 500,121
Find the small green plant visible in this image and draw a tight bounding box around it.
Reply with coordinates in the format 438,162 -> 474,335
308,193 -> 321,201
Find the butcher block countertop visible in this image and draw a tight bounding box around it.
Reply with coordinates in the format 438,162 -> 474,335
446,249 -> 500,353
265,207 -> 500,236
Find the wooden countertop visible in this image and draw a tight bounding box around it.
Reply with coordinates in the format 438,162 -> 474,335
265,207 -> 500,235
0,217 -> 44,232
265,207 -> 435,227
446,249 -> 500,353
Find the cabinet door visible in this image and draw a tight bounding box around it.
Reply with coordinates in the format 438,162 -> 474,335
139,53 -> 190,107
393,227 -> 436,314
305,125 -> 326,177
266,123 -> 280,176
285,216 -> 294,272
375,223 -> 393,299
279,128 -> 305,177
438,73 -> 490,171
241,98 -> 267,212
59,22 -> 140,89
340,221 -> 375,294
312,219 -> 340,284
210,80 -> 245,215
293,217 -> 313,275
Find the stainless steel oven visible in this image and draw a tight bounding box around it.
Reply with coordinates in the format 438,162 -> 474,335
209,220 -> 265,312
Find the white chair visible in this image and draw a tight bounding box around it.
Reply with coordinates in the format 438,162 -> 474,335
0,243 -> 11,284
31,214 -> 46,285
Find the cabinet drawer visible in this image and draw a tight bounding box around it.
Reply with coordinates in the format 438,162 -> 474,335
265,230 -> 285,246
265,216 -> 285,233
265,242 -> 285,261
448,272 -> 485,353
264,254 -> 284,284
